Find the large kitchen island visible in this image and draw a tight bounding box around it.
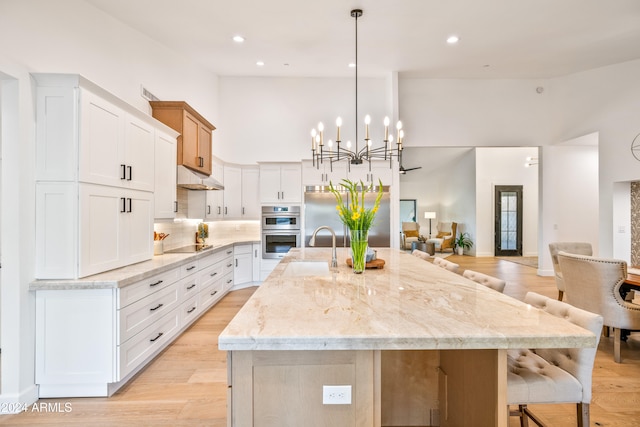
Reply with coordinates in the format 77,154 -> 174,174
219,248 -> 596,427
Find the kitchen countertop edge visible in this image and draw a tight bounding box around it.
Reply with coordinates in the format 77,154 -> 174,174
30,238 -> 260,291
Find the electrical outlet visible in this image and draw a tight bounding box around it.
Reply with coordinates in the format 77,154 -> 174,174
322,385 -> 352,405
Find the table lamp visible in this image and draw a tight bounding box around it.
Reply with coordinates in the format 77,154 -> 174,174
424,212 -> 436,238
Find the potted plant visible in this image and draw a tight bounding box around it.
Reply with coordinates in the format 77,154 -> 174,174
455,232 -> 473,255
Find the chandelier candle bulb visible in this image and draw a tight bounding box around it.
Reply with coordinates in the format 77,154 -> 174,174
365,115 -> 371,140
384,116 -> 390,141
396,120 -> 403,143
318,122 -> 324,146
336,117 -> 342,142
311,129 -> 317,150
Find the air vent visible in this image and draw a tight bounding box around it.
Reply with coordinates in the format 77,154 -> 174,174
140,85 -> 159,101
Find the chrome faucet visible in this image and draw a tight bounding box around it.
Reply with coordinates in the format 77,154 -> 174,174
308,226 -> 338,268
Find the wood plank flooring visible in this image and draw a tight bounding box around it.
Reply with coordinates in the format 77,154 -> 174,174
2,255 -> 639,426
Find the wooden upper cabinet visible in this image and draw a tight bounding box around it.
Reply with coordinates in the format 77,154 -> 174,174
149,101 -> 215,176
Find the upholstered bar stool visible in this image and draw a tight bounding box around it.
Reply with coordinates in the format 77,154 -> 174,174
432,257 -> 459,273
558,251 -> 640,363
548,242 -> 592,300
411,249 -> 432,261
507,292 -> 603,427
462,269 -> 506,293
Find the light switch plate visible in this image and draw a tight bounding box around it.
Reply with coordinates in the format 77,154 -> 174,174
322,385 -> 352,405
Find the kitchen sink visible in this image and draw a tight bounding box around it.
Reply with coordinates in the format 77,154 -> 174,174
282,261 -> 331,277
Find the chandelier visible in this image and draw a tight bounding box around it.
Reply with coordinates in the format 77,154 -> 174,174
309,9 -> 404,170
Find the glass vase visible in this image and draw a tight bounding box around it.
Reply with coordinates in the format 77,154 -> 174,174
350,229 -> 369,274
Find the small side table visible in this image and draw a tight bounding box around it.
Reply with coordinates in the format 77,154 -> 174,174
425,241 -> 436,256
411,241 -> 427,253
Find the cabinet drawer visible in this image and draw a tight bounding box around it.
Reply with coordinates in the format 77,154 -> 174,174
222,256 -> 234,277
119,283 -> 180,343
200,247 -> 233,266
234,244 -> 251,255
199,261 -> 225,290
119,267 -> 179,309
180,259 -> 200,277
178,274 -> 199,301
180,295 -> 199,326
118,307 -> 180,379
199,280 -> 225,311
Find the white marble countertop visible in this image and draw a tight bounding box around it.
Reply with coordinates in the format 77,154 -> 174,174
30,238 -> 260,290
218,247 -> 597,351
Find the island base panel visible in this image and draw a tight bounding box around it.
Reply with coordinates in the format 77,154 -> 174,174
228,349 -> 506,427
439,349 -> 507,427
229,350 -> 377,427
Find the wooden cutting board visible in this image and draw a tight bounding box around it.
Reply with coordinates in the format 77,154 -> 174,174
345,258 -> 385,269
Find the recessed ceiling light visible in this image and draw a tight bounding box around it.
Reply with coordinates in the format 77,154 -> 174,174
256,61 -> 265,67
233,35 -> 245,43
446,35 -> 460,44
348,63 -> 356,68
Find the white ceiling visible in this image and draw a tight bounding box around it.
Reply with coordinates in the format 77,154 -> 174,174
86,0 -> 640,79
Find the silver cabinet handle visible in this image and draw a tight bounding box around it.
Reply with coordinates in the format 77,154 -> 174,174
235,259 -> 238,267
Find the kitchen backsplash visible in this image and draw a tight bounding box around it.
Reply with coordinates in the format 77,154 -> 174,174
154,219 -> 260,251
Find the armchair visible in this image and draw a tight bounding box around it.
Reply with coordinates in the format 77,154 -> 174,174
426,222 -> 457,253
401,222 -> 420,250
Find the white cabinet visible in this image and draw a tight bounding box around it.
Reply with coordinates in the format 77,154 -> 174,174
347,161 -> 394,185
241,166 -> 260,219
79,88 -> 155,192
302,159 -> 347,186
33,74 -> 178,279
34,246 -> 235,398
223,165 -> 242,219
252,243 -> 261,282
154,131 -> 178,219
185,163 -> 260,221
79,184 -> 154,278
234,244 -> 253,286
259,163 -> 302,204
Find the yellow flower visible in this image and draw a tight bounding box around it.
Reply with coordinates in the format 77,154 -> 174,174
372,207 -> 378,214
351,211 -> 361,220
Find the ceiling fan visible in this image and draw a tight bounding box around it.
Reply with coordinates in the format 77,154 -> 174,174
399,164 -> 422,174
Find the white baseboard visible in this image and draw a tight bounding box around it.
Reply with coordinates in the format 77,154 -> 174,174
230,281 -> 261,291
0,384 -> 39,414
537,269 -> 554,277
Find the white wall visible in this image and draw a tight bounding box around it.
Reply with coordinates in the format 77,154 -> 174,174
475,147 -> 539,257
551,59 -> 640,258
217,76 -> 389,164
538,141 -> 599,274
399,78 -> 553,147
0,0 -> 219,120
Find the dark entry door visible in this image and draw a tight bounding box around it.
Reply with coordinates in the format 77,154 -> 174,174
495,185 -> 523,256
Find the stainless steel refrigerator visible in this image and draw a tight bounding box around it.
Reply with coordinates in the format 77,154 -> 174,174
304,185 -> 391,248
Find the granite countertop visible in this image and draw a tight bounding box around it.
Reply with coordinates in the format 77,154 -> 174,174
218,247 -> 596,351
30,238 -> 260,291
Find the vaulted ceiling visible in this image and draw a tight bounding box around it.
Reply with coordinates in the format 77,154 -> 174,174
87,0 -> 640,79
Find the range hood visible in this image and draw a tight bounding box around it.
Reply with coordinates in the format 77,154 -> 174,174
177,165 -> 224,190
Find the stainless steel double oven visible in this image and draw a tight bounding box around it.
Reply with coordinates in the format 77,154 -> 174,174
261,206 -> 301,259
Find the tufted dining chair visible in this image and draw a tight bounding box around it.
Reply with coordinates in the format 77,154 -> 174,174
432,257 -> 459,273
548,242 -> 592,301
411,249 -> 432,261
462,269 -> 506,293
507,292 -> 603,427
558,251 -> 640,363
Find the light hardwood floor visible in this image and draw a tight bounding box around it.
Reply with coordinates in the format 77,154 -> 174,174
2,255 -> 639,426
